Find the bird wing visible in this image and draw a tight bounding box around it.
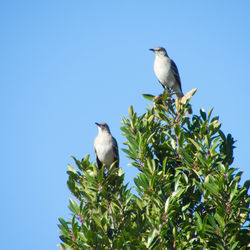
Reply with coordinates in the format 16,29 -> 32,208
94,147 -> 103,170
112,136 -> 119,168
170,59 -> 183,93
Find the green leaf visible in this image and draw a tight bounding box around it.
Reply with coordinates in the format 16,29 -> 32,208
127,136 -> 139,150
128,105 -> 134,120
181,88 -> 197,104
120,126 -> 133,136
69,199 -> 80,214
188,138 -> 202,151
214,213 -> 225,228
147,228 -> 159,248
58,218 -> 69,231
231,241 -> 239,250
200,108 -> 207,121
182,203 -> 190,212
67,164 -> 76,173
164,197 -> 170,213
207,108 -> 214,121
147,132 -> 156,144
195,213 -> 203,231
203,182 -> 219,196
142,94 -> 155,101
207,214 -> 217,228
179,148 -> 194,163
162,157 -> 167,175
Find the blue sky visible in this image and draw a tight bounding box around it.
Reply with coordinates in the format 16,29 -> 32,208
1,1 -> 250,249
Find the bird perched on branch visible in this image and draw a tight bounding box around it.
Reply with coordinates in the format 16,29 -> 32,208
94,123 -> 119,169
150,46 -> 192,113
149,47 -> 184,97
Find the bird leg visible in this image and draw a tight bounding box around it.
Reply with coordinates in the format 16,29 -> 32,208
153,88 -> 174,108
168,89 -> 178,105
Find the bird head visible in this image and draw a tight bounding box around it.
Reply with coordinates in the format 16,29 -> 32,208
95,122 -> 111,133
149,47 -> 168,56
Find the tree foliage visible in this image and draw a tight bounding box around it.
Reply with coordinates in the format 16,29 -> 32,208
58,90 -> 249,249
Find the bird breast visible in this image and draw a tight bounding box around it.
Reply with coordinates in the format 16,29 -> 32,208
94,134 -> 114,166
154,57 -> 175,88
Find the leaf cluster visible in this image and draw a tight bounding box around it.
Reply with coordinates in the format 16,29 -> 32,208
59,156 -> 145,249
58,91 -> 249,249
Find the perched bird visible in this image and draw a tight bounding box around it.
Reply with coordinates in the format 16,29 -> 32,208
94,123 -> 119,169
150,46 -> 192,114
149,47 -> 184,98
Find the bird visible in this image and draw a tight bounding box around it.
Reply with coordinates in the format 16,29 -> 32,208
150,46 -> 192,114
149,47 -> 184,98
94,122 -> 119,170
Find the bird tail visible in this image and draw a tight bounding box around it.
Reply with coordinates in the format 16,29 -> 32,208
176,92 -> 184,98
173,85 -> 184,98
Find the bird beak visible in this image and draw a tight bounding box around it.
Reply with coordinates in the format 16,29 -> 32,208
95,122 -> 100,126
149,48 -> 154,52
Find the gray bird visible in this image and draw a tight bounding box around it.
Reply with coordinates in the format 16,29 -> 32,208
94,123 -> 119,169
150,47 -> 184,98
150,46 -> 192,114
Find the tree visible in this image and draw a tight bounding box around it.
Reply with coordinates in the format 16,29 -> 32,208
58,90 -> 249,249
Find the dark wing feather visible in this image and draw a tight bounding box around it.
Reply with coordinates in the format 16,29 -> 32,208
94,147 -> 103,170
170,59 -> 183,94
112,136 -> 119,168
159,81 -> 166,89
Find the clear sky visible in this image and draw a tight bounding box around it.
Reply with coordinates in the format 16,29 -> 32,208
1,1 -> 250,249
